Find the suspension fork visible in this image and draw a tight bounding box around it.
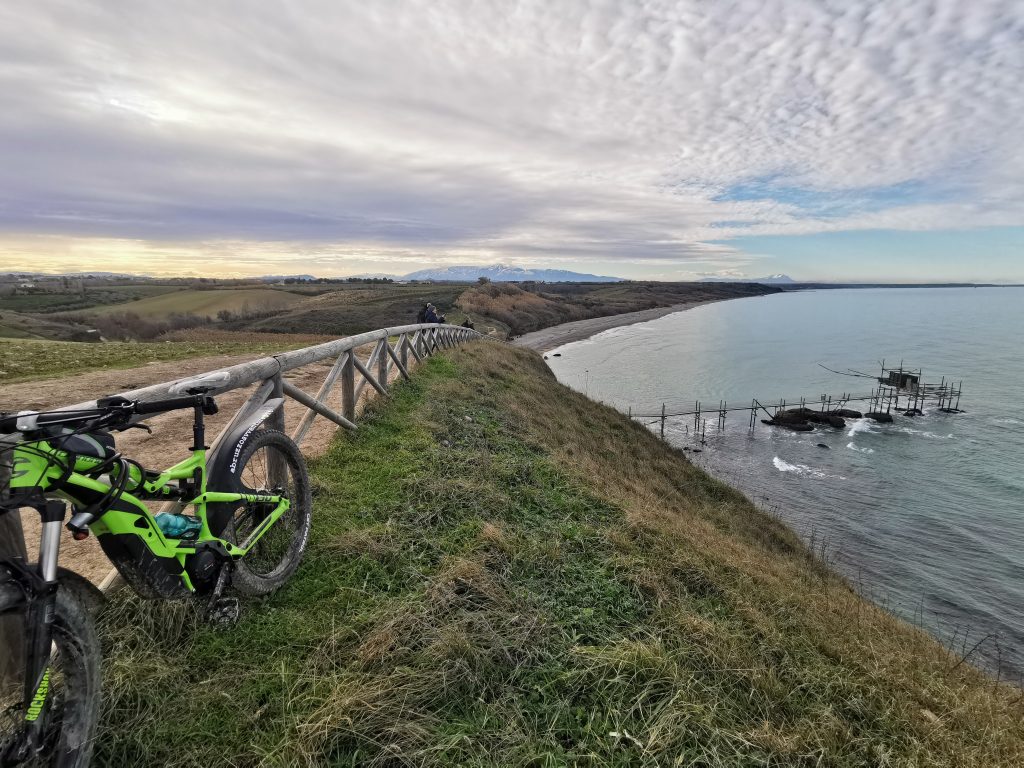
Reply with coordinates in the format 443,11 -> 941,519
8,500 -> 65,762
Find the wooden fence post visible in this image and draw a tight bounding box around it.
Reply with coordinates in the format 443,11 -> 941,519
267,373 -> 288,487
377,339 -> 389,392
340,351 -> 356,422
660,404 -> 666,439
400,334 -> 409,370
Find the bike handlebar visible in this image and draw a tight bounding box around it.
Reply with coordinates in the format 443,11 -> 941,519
133,395 -> 212,415
0,395 -> 217,434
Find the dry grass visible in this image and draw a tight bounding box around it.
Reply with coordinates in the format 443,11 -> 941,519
94,342 -> 1024,766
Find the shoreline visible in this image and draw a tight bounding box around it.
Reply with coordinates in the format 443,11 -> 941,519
512,298 -> 723,353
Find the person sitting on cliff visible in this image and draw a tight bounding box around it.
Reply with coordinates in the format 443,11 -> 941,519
424,303 -> 440,323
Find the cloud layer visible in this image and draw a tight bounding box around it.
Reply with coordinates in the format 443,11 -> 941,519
1,1 -> 1021,276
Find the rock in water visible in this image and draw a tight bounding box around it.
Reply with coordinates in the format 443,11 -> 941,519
865,412 -> 894,423
817,443 -> 829,449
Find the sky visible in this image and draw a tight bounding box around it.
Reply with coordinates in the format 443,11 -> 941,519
1,0 -> 1022,282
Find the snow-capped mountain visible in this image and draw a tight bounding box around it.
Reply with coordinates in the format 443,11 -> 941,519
401,264 -> 623,283
699,274 -> 795,284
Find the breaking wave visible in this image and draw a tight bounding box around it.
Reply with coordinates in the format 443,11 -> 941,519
847,442 -> 875,453
772,456 -> 845,479
847,418 -> 876,438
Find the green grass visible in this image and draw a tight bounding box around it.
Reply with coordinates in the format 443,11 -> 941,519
94,344 -> 1024,766
0,338 -> 306,384
0,322 -> 40,340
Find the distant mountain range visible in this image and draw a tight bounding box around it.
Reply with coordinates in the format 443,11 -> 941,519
401,265 -> 624,283
699,274 -> 796,284
258,274 -> 317,282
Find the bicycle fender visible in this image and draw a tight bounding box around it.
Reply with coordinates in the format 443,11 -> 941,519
208,397 -> 284,484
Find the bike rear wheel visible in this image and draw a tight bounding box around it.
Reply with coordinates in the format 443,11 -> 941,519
219,430 -> 311,597
0,577 -> 100,768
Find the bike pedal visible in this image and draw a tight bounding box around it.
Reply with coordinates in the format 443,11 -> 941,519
206,597 -> 240,628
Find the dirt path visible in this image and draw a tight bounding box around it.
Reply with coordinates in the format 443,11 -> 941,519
2,346 -> 389,584
512,300 -> 721,353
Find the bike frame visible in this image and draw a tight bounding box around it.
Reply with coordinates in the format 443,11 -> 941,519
2,403 -> 291,762
9,440 -> 291,592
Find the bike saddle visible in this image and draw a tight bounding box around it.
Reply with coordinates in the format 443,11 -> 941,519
168,371 -> 231,396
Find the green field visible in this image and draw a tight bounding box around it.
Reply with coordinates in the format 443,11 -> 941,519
96,343 -> 1024,766
84,288 -> 305,319
0,285 -> 182,315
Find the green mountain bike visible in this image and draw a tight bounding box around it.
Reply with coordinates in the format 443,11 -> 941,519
0,380 -> 312,766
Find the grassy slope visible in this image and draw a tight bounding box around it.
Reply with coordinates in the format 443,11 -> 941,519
242,283 -> 469,336
0,311 -> 94,341
457,282 -> 780,336
96,342 -> 1023,766
0,338 -> 310,384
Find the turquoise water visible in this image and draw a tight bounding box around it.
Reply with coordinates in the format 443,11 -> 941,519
546,287 -> 1024,678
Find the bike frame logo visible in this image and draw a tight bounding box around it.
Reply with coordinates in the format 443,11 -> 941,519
11,456 -> 29,480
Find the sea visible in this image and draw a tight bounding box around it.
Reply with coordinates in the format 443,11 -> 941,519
545,287 -> 1024,679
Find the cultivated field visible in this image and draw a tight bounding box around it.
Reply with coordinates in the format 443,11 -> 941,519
0,284 -> 180,315
81,287 -> 304,319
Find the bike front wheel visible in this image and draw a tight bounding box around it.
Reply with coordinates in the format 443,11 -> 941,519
0,574 -> 100,768
218,429 -> 312,597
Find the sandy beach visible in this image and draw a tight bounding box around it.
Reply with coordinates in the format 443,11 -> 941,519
512,299 -> 719,353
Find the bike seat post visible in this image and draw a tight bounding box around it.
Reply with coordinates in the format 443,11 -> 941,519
190,403 -> 209,453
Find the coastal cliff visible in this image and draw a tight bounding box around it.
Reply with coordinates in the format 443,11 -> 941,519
97,342 -> 1024,766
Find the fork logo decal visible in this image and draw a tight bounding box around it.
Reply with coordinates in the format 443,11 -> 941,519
25,668 -> 50,722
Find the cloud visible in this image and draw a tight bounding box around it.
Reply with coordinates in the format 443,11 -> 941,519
0,0 -> 1021,275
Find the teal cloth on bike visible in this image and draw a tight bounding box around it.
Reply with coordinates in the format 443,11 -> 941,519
155,513 -> 203,538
